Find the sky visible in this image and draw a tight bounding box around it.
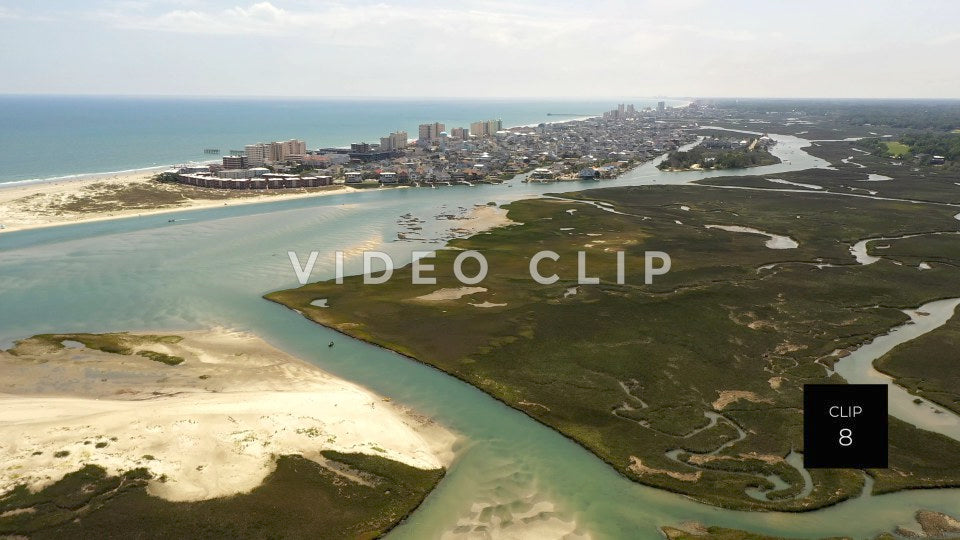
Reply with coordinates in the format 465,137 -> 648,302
1,0 -> 959,99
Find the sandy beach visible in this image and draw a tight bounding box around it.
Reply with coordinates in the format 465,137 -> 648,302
0,328 -> 456,502
0,171 -> 360,235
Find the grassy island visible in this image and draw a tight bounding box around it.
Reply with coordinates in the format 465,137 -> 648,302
0,452 -> 442,539
658,136 -> 780,171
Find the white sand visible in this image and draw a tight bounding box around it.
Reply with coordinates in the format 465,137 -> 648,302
0,171 -> 355,234
0,328 -> 456,502
414,286 -> 487,302
767,178 -> 823,190
705,224 -> 799,249
455,205 -> 517,235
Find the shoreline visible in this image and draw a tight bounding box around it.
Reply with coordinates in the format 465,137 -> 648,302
0,328 -> 458,502
0,115 -> 596,192
0,108 -> 629,189
0,105 -> 697,236
0,97 -> 693,190
0,170 -> 367,235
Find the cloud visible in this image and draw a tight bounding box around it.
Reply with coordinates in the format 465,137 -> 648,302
8,0 -> 957,98
930,32 -> 960,45
98,1 -> 637,44
0,5 -> 54,21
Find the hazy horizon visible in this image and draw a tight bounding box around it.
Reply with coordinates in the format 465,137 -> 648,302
5,94 -> 960,101
2,0 -> 959,99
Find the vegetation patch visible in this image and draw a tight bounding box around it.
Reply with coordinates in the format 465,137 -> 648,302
268,178 -> 960,511
11,333 -> 186,366
881,140 -> 910,158
135,350 -> 185,366
659,136 -> 780,171
0,453 -> 443,539
875,314 -> 960,415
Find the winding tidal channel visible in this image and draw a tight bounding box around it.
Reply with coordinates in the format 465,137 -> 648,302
2,133 -> 960,538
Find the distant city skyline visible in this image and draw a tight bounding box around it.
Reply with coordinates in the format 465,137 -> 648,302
1,0 -> 959,99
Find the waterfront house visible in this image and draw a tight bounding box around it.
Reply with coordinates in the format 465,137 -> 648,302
379,171 -> 398,184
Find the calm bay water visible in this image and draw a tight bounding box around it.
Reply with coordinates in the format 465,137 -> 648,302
1,109 -> 959,537
0,96 -> 666,184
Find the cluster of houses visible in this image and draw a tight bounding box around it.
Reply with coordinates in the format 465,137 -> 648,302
338,112 -> 698,185
166,105 -> 701,190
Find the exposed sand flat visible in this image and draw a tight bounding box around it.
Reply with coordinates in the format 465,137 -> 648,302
0,329 -> 456,502
629,456 -> 700,482
686,452 -> 783,466
767,178 -> 823,190
0,172 -> 355,234
457,204 -> 518,234
469,301 -> 508,308
712,390 -> 774,410
414,286 -> 487,302
705,224 -> 799,249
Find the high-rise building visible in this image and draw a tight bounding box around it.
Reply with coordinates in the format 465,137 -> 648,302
657,101 -> 666,112
418,122 -> 445,142
351,142 -> 372,153
222,155 -> 248,169
451,127 -> 468,140
245,144 -> 268,167
244,139 -> 306,165
469,119 -> 502,138
380,131 -> 408,152
279,139 -> 306,160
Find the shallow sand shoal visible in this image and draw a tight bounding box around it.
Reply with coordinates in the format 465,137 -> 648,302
0,328 -> 457,502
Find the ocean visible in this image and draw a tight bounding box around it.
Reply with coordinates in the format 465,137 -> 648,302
0,96 -> 677,184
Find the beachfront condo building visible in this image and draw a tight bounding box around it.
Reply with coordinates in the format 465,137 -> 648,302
279,139 -> 307,161
380,131 -> 408,152
469,119 -> 502,138
222,155 -> 248,169
418,122 -> 446,142
244,140 -> 307,166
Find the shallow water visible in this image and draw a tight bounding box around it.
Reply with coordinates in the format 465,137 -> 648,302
2,134 -> 960,539
833,298 -> 960,442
